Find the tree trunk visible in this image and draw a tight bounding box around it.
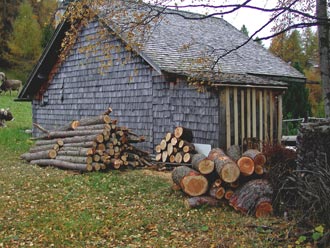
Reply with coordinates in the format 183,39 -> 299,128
255,197 -> 273,218
57,148 -> 94,157
33,129 -> 105,140
208,148 -> 226,161
174,126 -> 193,142
191,153 -> 215,175
229,179 -> 273,217
227,145 -> 241,161
214,155 -> 240,183
55,155 -> 93,164
21,149 -> 57,161
29,144 -> 60,153
62,141 -> 95,148
317,0 -> 330,117
30,159 -> 92,171
183,153 -> 192,163
242,149 -> 266,167
78,115 -> 112,126
35,138 -> 64,147
209,186 -> 225,199
172,166 -> 209,196
184,196 -> 220,209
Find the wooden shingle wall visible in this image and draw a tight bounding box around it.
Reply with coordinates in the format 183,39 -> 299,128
152,76 -> 220,148
32,21 -> 154,150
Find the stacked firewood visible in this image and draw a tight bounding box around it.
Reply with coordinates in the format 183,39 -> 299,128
154,126 -> 196,164
21,108 -> 150,172
172,147 -> 273,218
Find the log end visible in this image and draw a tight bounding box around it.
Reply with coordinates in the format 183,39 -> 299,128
181,175 -> 208,196
237,157 -> 255,176
221,163 -> 240,183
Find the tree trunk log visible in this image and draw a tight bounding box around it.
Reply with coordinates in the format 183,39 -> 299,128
33,129 -> 105,140
57,148 -> 94,157
208,148 -> 226,161
172,166 -> 208,196
35,138 -> 64,147
29,144 -> 60,153
30,159 -> 92,171
165,132 -> 173,142
62,141 -> 96,148
209,186 -> 225,199
191,153 -> 215,175
174,152 -> 183,163
171,137 -> 178,146
227,145 -> 241,161
183,153 -> 192,163
242,149 -> 266,167
229,179 -> 273,216
55,155 -> 93,164
21,149 -> 57,162
174,126 -> 193,142
237,157 -> 255,176
167,143 -> 174,156
184,196 -> 220,209
78,115 -> 112,126
214,155 -> 240,183
255,197 -> 273,218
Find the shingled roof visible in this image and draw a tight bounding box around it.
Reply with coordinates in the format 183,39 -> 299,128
18,1 -> 304,100
99,2 -> 304,81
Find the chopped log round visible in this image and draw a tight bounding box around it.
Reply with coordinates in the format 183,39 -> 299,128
172,166 -> 208,196
255,197 -> 273,218
169,155 -> 176,163
208,148 -> 226,161
167,143 -> 174,156
165,132 -> 173,142
254,165 -> 264,175
224,189 -> 234,200
191,153 -> 215,175
237,157 -> 255,176
174,126 -> 193,142
242,149 -> 267,167
209,186 -> 225,199
21,149 -> 57,162
184,196 -> 220,209
174,152 -> 183,163
171,137 -> 178,146
162,151 -> 168,162
183,153 -> 192,163
30,159 -> 92,171
214,155 -> 240,183
183,143 -> 195,153
155,145 -> 162,153
160,139 -> 167,150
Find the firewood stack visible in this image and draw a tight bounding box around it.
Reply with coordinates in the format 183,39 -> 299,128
21,108 -> 151,172
172,147 -> 273,218
154,126 -> 197,165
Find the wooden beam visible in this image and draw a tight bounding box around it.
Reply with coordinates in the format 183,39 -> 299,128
263,89 -> 268,141
270,91 -> 274,142
241,89 -> 245,147
278,95 -> 283,144
259,90 -> 263,149
225,87 -> 231,149
247,89 -> 251,138
234,87 -> 238,145
252,88 -> 257,138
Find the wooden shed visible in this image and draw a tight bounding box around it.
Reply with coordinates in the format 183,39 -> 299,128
18,2 -> 305,151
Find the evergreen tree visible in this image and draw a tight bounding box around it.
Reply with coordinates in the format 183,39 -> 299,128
6,0 -> 42,73
240,24 -> 249,37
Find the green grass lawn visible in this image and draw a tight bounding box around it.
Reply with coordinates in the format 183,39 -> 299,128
0,95 -> 302,247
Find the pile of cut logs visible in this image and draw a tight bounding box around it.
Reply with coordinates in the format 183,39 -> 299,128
172,147 -> 273,218
154,127 -> 196,164
21,108 -> 150,172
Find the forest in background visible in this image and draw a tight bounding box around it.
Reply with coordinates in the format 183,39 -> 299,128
0,0 -> 324,118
